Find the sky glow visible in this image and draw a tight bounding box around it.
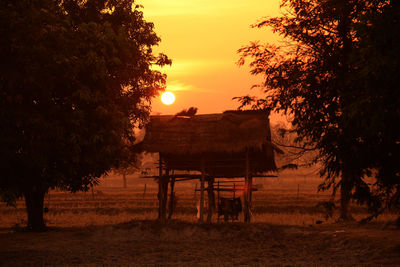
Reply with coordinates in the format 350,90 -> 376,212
139,0 -> 282,118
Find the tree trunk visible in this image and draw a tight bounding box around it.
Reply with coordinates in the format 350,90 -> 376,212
123,172 -> 127,189
339,172 -> 353,221
24,187 -> 46,231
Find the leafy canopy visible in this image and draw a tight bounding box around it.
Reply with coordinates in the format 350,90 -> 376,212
237,0 -> 399,215
0,0 -> 170,203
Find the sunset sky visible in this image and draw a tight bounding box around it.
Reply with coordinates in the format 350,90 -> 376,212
139,0 -> 282,118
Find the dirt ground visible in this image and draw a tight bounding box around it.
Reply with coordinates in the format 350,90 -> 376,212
1,220 -> 399,266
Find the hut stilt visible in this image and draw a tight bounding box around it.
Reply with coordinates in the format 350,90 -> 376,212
157,155 -> 162,220
217,180 -> 220,223
247,176 -> 253,221
207,177 -> 215,224
244,150 -> 252,222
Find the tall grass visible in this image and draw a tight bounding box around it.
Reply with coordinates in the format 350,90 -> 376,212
0,169 -> 397,229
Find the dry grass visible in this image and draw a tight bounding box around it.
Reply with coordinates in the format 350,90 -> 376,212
0,169 -> 399,266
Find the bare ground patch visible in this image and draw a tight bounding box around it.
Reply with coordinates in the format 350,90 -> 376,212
0,220 -> 399,266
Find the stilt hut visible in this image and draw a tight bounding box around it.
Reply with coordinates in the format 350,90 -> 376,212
140,110 -> 281,223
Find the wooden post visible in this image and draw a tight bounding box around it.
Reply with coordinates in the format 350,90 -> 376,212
244,150 -> 251,222
199,157 -> 205,223
162,169 -> 169,223
168,176 -> 175,219
207,177 -> 215,224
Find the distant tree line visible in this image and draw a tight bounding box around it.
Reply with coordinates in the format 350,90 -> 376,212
237,0 -> 399,221
0,0 -> 170,231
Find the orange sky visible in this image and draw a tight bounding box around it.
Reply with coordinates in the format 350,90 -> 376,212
139,0 -> 282,120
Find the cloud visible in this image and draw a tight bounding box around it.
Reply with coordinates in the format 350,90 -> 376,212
166,81 -> 193,92
154,59 -> 229,77
166,80 -> 215,93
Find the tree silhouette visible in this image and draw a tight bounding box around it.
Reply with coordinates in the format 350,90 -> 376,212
236,0 -> 399,220
344,0 -> 400,219
0,0 -> 170,231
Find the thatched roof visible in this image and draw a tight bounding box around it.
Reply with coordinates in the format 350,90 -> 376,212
141,110 -> 280,176
142,110 -> 276,155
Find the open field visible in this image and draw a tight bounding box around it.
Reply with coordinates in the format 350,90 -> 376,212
1,169 -> 399,265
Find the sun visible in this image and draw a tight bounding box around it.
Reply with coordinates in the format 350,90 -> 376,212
161,91 -> 175,105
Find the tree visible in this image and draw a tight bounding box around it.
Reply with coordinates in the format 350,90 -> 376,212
270,122 -> 318,171
0,0 -> 170,231
236,0 -> 397,220
344,0 -> 400,218
113,146 -> 143,188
